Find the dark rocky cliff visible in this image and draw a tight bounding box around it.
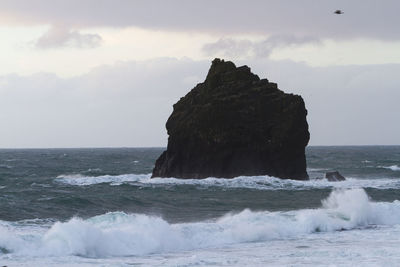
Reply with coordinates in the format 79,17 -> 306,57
152,58 -> 310,180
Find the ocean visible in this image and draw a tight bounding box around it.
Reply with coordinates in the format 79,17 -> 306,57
1,146 -> 400,266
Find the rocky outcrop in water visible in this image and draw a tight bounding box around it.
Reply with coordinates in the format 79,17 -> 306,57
325,171 -> 346,181
152,58 -> 310,180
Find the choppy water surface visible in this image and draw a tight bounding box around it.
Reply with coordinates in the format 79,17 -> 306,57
1,146 -> 400,266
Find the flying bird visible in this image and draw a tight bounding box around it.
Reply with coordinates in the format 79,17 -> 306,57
334,10 -> 343,14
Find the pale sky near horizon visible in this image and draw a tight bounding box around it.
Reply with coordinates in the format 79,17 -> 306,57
0,0 -> 399,148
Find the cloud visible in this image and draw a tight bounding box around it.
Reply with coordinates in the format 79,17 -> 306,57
0,58 -> 208,148
245,59 -> 400,145
35,25 -> 102,49
0,0 -> 399,41
202,35 -> 321,58
202,38 -> 254,58
0,57 -> 399,147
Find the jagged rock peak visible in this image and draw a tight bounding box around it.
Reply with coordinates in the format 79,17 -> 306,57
207,58 -> 237,76
205,58 -> 260,85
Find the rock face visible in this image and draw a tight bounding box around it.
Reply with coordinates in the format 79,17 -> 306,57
152,58 -> 310,180
325,171 -> 346,181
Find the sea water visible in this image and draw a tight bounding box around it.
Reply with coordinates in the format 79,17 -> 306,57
1,146 -> 400,266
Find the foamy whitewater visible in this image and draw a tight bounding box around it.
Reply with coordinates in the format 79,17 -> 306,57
2,189 -> 400,266
381,165 -> 400,171
56,172 -> 400,190
1,146 -> 400,266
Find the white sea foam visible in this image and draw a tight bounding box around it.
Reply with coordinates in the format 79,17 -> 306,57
380,165 -> 400,171
0,164 -> 12,169
1,188 -> 400,259
5,158 -> 19,162
55,174 -> 150,186
307,168 -> 329,172
56,173 -> 400,190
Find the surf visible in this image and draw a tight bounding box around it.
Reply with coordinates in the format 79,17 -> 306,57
2,188 -> 400,258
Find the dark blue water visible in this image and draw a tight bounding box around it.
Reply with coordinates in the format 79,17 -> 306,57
0,146 -> 399,223
1,146 -> 400,266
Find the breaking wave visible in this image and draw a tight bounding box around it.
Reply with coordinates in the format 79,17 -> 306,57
1,189 -> 400,258
380,165 -> 400,171
55,173 -> 400,190
55,173 -> 150,186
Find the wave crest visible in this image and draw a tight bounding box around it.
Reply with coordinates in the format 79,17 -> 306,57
380,165 -> 400,171
55,173 -> 400,190
55,174 -> 150,186
2,189 -> 400,257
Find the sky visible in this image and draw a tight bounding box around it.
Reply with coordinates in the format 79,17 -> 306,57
0,0 -> 399,148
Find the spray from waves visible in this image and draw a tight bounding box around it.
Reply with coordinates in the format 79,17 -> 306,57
380,165 -> 400,171
55,173 -> 400,190
1,188 -> 400,258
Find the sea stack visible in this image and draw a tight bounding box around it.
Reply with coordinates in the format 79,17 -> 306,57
152,59 -> 310,180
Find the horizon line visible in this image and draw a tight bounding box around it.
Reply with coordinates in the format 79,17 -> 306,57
0,144 -> 399,150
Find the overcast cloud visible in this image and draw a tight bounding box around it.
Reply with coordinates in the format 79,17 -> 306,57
0,57 -> 399,147
1,0 -> 400,40
202,35 -> 322,59
0,58 -> 207,147
0,1 -> 399,147
35,25 -> 102,49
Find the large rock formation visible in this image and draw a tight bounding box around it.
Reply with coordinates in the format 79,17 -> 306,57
152,58 -> 310,180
